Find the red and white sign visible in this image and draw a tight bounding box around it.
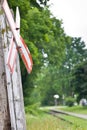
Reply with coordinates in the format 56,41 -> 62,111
2,0 -> 33,73
7,38 -> 17,73
7,37 -> 33,73
19,37 -> 33,73
2,0 -> 21,47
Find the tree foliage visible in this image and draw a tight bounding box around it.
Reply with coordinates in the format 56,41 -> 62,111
7,0 -> 87,106
59,37 -> 87,96
72,61 -> 87,101
35,37 -> 87,106
8,0 -> 68,105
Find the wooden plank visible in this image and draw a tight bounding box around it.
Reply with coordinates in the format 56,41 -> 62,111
0,7 -> 16,130
0,5 -> 11,130
12,7 -> 26,130
6,7 -> 26,130
0,3 -> 26,130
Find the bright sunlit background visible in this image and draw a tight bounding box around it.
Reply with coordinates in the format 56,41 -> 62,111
48,0 -> 87,47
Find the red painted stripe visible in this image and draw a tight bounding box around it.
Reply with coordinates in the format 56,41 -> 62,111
7,37 -> 17,73
19,48 -> 32,73
19,36 -> 33,73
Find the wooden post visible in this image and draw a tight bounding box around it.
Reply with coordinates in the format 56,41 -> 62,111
0,5 -> 11,130
11,7 -> 26,130
0,4 -> 26,130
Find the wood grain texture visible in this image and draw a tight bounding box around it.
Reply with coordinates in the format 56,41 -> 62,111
0,4 -> 26,130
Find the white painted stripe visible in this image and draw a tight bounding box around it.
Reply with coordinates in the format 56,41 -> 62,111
2,0 -> 21,47
7,38 -> 17,73
2,0 -> 33,73
19,37 -> 33,73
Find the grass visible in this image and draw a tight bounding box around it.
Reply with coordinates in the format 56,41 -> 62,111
26,105 -> 87,130
26,113 -> 74,130
59,105 -> 87,114
26,112 -> 87,130
58,114 -> 87,130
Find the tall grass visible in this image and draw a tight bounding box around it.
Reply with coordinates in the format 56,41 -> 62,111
58,114 -> 87,130
26,113 -> 85,130
26,105 -> 87,130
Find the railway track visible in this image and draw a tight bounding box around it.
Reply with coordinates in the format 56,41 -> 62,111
47,109 -> 73,124
46,108 -> 87,126
49,109 -> 87,119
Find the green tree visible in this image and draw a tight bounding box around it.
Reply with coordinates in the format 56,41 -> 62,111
29,37 -> 87,106
72,61 -> 87,101
35,37 -> 87,106
23,7 -> 69,105
8,0 -> 68,105
60,37 -> 87,94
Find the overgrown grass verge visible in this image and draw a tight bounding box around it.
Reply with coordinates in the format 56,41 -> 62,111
58,114 -> 87,130
26,105 -> 87,130
26,113 -> 75,130
26,110 -> 87,130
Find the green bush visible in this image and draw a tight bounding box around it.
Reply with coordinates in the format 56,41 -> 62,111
65,97 -> 75,107
25,102 -> 42,116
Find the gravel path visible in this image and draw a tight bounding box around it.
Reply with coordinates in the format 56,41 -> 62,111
50,109 -> 87,119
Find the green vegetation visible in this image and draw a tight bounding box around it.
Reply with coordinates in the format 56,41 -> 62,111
25,106 -> 87,130
8,0 -> 87,108
2,0 -> 87,129
72,61 -> 87,101
59,105 -> 87,114
65,96 -> 75,107
26,112 -> 87,130
26,113 -> 72,130
59,114 -> 87,130
25,103 -> 42,116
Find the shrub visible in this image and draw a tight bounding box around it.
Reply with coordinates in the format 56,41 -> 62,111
25,102 -> 42,115
65,97 -> 75,107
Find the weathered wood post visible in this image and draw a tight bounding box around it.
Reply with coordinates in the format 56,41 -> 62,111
0,4 -> 11,130
10,7 -> 26,130
0,1 -> 26,130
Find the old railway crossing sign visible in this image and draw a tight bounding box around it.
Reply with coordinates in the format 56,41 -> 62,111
2,0 -> 33,73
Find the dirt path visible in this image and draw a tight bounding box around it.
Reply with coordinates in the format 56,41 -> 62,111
50,109 -> 87,119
